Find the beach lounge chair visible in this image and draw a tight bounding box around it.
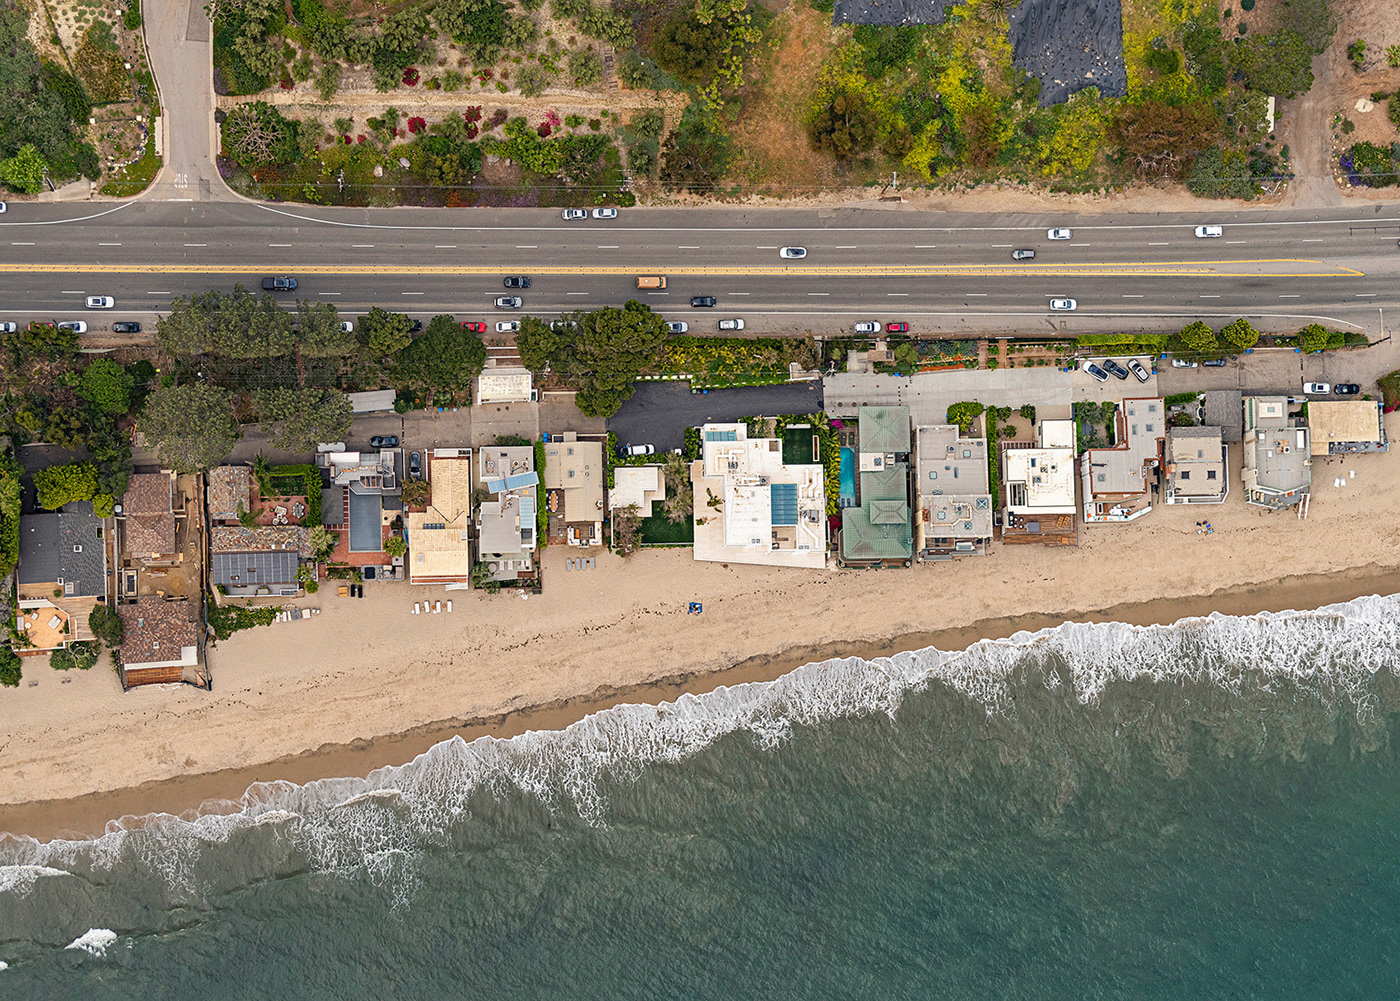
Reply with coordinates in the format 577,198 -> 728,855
446,600 -> 452,612
434,601 -> 442,613
412,602 -> 420,614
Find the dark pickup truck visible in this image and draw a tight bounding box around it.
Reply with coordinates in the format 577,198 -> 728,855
262,276 -> 297,291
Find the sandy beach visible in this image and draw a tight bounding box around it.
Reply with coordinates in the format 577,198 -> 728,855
2,417 -> 1398,840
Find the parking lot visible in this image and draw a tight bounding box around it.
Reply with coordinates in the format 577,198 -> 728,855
607,380 -> 824,452
1072,355 -> 1160,401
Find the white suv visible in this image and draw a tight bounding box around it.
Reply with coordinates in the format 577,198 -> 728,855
1194,225 -> 1223,238
85,296 -> 115,309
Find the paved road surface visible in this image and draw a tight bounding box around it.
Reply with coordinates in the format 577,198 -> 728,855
142,0 -> 225,202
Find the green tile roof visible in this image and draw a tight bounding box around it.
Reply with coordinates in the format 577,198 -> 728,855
840,461 -> 912,561
857,406 -> 911,454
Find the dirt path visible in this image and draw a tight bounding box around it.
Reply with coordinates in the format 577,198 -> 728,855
1279,51 -> 1348,210
216,89 -> 679,116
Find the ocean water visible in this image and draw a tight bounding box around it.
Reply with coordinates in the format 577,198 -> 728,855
4,596 -> 1400,997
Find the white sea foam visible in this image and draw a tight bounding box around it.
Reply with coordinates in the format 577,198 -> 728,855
0,959 -> 8,971
0,865 -> 70,896
65,928 -> 118,957
4,594 -> 1400,899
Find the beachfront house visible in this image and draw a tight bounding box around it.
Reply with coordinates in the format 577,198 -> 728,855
838,406 -> 913,567
117,595 -> 199,688
1079,398 -> 1166,525
914,424 -> 992,559
690,422 -> 827,569
210,525 -> 309,598
610,465 -> 666,519
318,448 -> 404,573
120,471 -> 182,565
1306,400 -> 1389,456
476,445 -> 539,584
1001,418 -> 1078,545
542,433 -> 604,548
406,449 -> 475,586
1164,425 -> 1228,505
206,465 -> 253,526
1242,396 -> 1311,510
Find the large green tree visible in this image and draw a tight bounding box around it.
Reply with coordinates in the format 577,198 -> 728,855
390,315 -> 487,396
79,357 -> 135,414
296,300 -> 356,358
806,86 -> 880,160
157,286 -> 296,359
0,143 -> 46,194
360,307 -> 414,357
1220,318 -> 1259,350
257,386 -> 354,451
1109,100 -> 1220,180
1231,30 -> 1315,99
33,462 -> 98,511
1176,321 -> 1219,353
0,449 -> 24,578
515,301 -> 667,417
140,383 -> 240,472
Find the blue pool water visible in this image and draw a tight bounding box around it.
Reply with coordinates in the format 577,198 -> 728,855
838,447 -> 856,507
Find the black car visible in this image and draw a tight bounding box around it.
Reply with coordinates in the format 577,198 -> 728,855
503,276 -> 531,289
369,435 -> 399,448
409,451 -> 422,476
690,296 -> 717,308
407,319 -> 422,333
1101,358 -> 1129,380
112,321 -> 141,333
262,276 -> 297,291
1334,383 -> 1361,395
1202,358 -> 1227,367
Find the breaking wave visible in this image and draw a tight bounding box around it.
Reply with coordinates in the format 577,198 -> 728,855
65,928 -> 118,958
4,593 -> 1400,904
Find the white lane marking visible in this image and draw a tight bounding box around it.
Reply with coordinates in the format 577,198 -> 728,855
1148,242 -> 1169,246
318,292 -> 341,296
1300,239 -> 1324,243
516,245 -> 537,249
915,245 -> 937,248
13,242 -> 35,246
678,245 -> 699,249
98,242 -> 121,246
730,292 -> 750,295
1356,293 -> 1378,297
835,245 -> 857,249
965,293 -> 987,297
351,244 -> 374,248
61,290 -> 84,293
1226,240 -> 1247,244
434,245 -> 457,249
808,292 -> 829,296
1122,294 -> 1143,298
269,243 -> 292,247
566,291 -> 588,295
184,243 -> 206,247
597,245 -> 618,249
991,244 -> 1013,248
1199,294 -> 1220,298
646,291 -> 669,295
1279,294 -> 1300,298
887,293 -> 909,296
401,291 -> 424,295
146,291 -> 171,295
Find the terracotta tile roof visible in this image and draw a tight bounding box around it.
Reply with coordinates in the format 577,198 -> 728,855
123,473 -> 176,558
210,525 -> 311,557
118,597 -> 197,669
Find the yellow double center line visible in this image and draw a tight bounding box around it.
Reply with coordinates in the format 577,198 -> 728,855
0,260 -> 1365,278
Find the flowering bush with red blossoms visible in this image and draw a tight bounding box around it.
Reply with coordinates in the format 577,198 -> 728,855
536,122 -> 552,138
464,107 -> 483,123
544,110 -> 562,129
279,77 -> 293,90
408,117 -> 427,134
343,135 -> 353,144
465,123 -> 479,139
402,67 -> 420,86
356,135 -> 367,144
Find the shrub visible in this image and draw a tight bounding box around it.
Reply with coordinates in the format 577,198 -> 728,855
0,647 -> 19,687
89,604 -> 124,646
1220,317 -> 1259,350
51,641 -> 99,671
1340,142 -> 1398,187
124,0 -> 142,29
442,69 -> 464,91
1165,392 -> 1200,407
1177,320 -> 1218,352
945,401 -> 984,434
1389,44 -> 1400,69
1348,39 -> 1366,68
568,48 -> 602,87
516,62 -> 551,96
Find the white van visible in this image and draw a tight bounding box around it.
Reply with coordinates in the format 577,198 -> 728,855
1194,225 -> 1223,238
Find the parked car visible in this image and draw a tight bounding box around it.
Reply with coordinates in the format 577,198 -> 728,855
1047,228 -> 1072,240
779,246 -> 807,259
503,276 -> 531,288
369,435 -> 399,448
407,319 -> 423,333
1049,298 -> 1077,311
317,442 -> 346,453
592,207 -> 618,219
461,321 -> 487,333
262,276 -> 297,291
58,321 -> 87,333
622,443 -> 655,457
1202,358 -> 1227,367
690,296 -> 717,308
338,321 -> 354,333
1127,359 -> 1150,383
1083,362 -> 1108,382
1334,383 -> 1361,395
1101,358 -> 1129,380
0,202 -> 6,213
561,209 -> 588,220
551,319 -> 576,331
666,321 -> 688,333
496,321 -> 520,333
886,322 -> 908,333
494,296 -> 522,309
1171,358 -> 1198,368
853,321 -> 880,333
0,322 -> 15,333
85,295 -> 114,309
409,451 -> 422,477
112,321 -> 141,333
1303,381 -> 1331,394
1012,249 -> 1036,261
718,318 -> 745,331
1194,225 -> 1223,238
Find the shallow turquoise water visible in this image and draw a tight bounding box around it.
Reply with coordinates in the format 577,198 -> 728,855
4,600 -> 1400,997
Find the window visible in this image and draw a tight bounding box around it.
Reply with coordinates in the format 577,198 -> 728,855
928,471 -> 937,479
1180,470 -> 1190,480
1207,469 -> 1217,480
962,450 -> 972,458
73,545 -> 82,553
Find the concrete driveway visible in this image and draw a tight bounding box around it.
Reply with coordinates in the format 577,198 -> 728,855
824,367 -> 1071,426
607,380 -> 824,452
143,0 -> 227,201
1073,355 -> 1159,401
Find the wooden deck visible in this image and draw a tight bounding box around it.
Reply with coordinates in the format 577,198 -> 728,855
999,514 -> 1078,546
123,665 -> 186,687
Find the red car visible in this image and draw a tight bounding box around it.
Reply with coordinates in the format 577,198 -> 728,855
886,322 -> 908,333
461,321 -> 487,333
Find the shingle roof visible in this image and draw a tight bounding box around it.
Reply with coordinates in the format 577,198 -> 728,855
123,473 -> 176,557
1202,391 -> 1243,443
18,502 -> 105,596
118,597 -> 197,669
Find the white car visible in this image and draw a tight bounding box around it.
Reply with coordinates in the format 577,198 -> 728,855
561,209 -> 588,221
718,318 -> 745,331
58,321 -> 87,333
85,296 -> 115,309
622,443 -> 654,457
1047,228 -> 1072,240
0,202 -> 6,213
1194,225 -> 1223,238
1171,359 -> 1198,368
339,321 -> 354,333
853,321 -> 880,333
779,246 -> 807,259
0,322 -> 14,334
592,207 -> 618,219
1050,298 -> 1077,311
666,321 -> 688,333
1303,381 -> 1330,394
496,321 -> 520,333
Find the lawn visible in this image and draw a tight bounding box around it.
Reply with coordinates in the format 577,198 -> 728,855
99,138 -> 161,196
782,425 -> 820,464
640,510 -> 693,544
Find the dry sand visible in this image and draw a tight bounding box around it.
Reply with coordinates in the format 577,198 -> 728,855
2,415 -> 1398,839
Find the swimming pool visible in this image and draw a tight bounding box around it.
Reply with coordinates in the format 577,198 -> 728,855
838,447 -> 856,508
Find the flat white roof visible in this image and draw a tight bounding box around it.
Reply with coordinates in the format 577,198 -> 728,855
610,465 -> 665,515
1005,448 -> 1076,512
477,371 -> 532,404
1040,419 -> 1076,450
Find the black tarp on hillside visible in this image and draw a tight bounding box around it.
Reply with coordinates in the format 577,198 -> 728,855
1007,0 -> 1126,106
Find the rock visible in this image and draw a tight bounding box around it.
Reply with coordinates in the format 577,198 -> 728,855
373,164 -> 383,177
486,154 -> 500,163
1355,98 -> 1375,113
398,157 -> 411,168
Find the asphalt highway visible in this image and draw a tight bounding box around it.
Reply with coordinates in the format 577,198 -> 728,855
2,201 -> 1398,336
